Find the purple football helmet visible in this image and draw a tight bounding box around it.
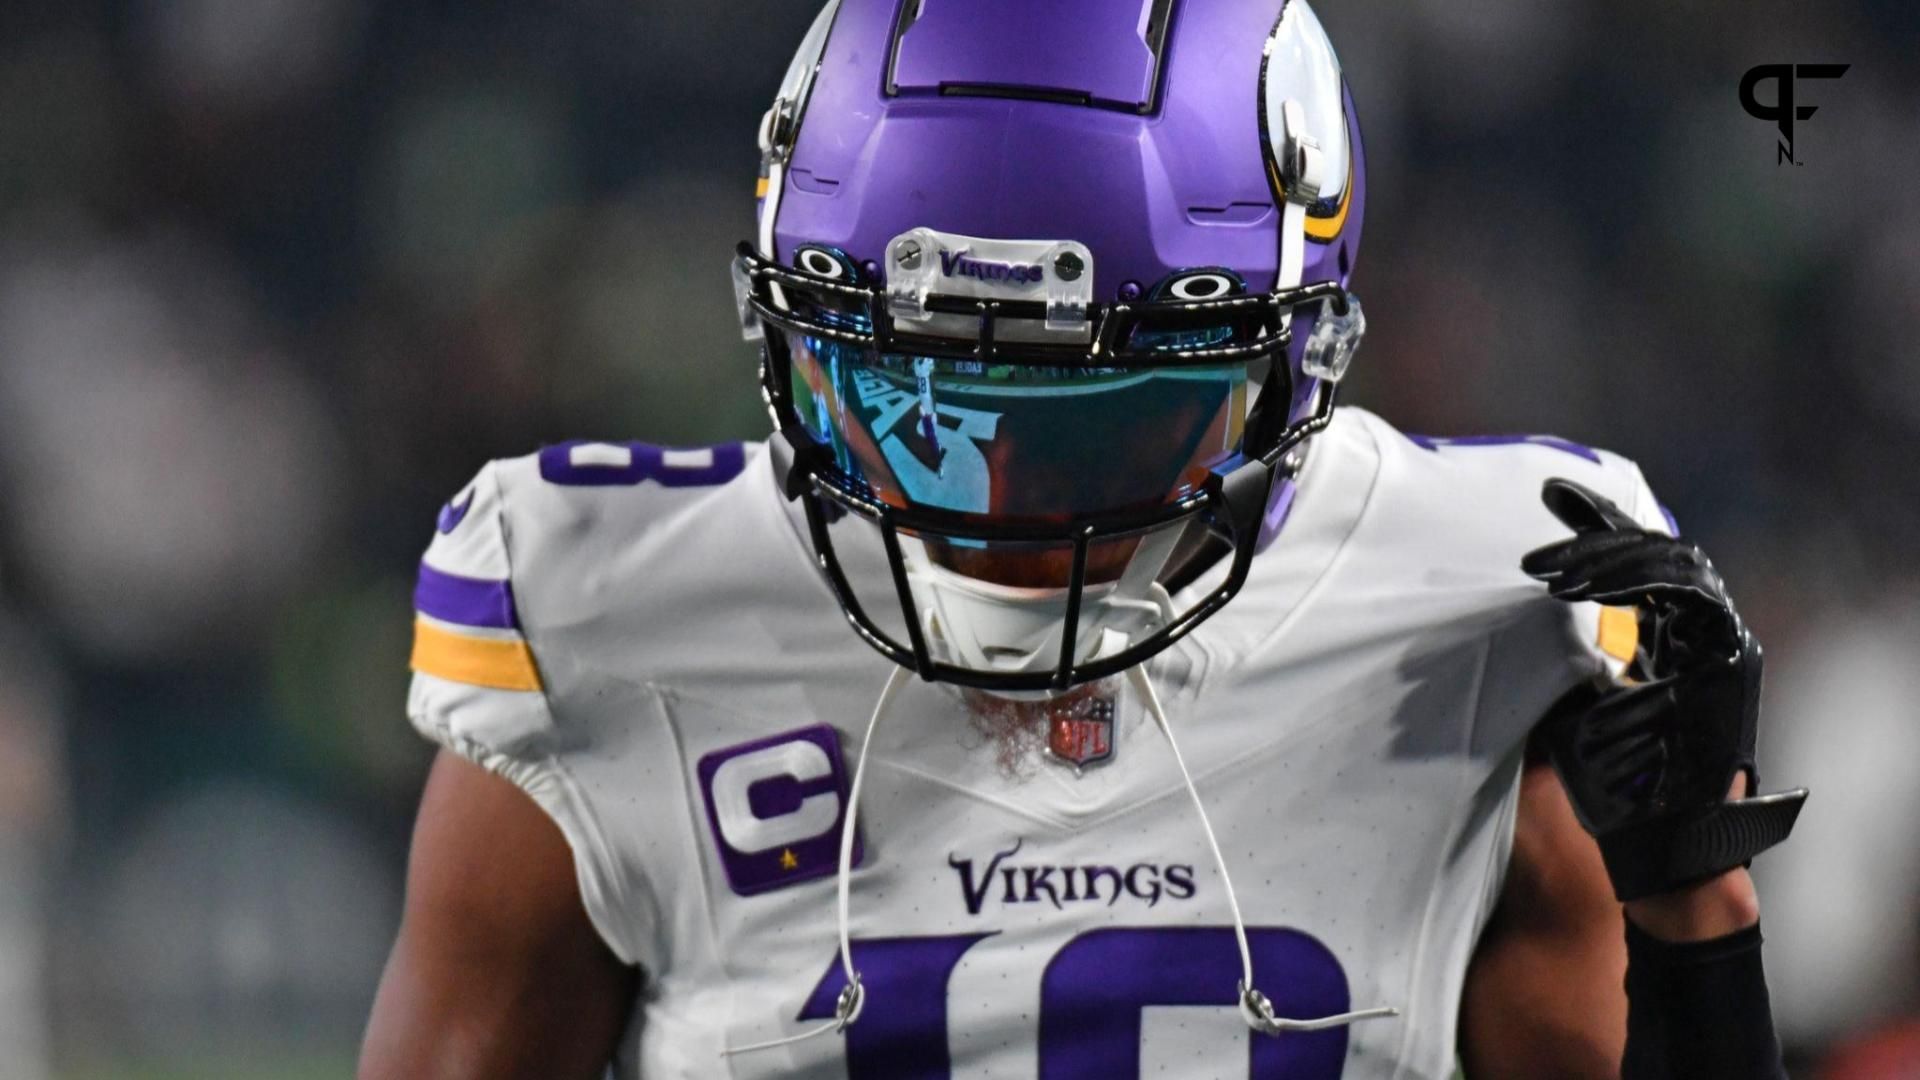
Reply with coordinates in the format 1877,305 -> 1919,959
736,0 -> 1367,692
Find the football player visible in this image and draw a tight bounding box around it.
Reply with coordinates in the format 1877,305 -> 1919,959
361,2 -> 1807,1077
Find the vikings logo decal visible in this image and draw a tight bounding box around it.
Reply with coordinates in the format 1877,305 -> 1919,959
1259,0 -> 1353,236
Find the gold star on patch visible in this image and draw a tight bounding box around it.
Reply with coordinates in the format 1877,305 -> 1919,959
779,848 -> 799,871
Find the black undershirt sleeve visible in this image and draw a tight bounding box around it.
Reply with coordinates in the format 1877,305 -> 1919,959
1620,920 -> 1787,1080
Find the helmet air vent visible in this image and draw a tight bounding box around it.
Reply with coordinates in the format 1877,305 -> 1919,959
887,0 -> 1170,114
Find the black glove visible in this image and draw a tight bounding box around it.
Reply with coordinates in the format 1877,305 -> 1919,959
1522,478 -> 1807,902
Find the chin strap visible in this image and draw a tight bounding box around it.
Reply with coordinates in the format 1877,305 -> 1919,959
725,662 -> 1396,1059
721,665 -> 913,1058
1124,664 -> 1400,1036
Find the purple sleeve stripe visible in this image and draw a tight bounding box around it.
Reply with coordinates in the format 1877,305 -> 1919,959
415,563 -> 519,630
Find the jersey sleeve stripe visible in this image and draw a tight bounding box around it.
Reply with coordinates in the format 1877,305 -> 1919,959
414,562 -> 520,630
1597,605 -> 1639,664
410,618 -> 544,692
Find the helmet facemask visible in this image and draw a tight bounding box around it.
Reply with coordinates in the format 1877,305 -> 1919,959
740,233 -> 1349,693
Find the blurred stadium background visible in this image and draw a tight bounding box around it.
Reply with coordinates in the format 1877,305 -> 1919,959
0,0 -> 1914,1076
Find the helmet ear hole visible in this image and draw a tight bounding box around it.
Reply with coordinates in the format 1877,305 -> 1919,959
1337,243 -> 1350,279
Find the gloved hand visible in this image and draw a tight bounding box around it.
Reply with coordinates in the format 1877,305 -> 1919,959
1522,478 -> 1807,902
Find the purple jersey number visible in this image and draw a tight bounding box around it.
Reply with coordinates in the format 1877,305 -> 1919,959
801,927 -> 1352,1079
799,934 -> 995,1080
1039,927 -> 1350,1078
538,440 -> 747,487
1405,432 -> 1601,464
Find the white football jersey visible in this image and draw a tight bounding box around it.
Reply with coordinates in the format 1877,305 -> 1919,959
405,406 -> 1664,1080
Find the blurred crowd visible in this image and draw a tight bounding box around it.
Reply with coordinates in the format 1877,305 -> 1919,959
0,0 -> 1913,1075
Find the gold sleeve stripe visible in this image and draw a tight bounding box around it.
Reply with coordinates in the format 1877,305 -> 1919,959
1597,605 -> 1639,664
410,618 -> 544,692
755,176 -> 771,199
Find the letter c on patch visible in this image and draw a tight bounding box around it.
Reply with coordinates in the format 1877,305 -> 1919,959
709,741 -> 840,853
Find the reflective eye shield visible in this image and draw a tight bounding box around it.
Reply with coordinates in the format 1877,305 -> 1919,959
785,343 -> 1250,523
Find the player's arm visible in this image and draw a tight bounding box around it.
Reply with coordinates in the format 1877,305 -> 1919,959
1464,478 -> 1802,1079
1460,751 -> 1630,1079
1460,750 -> 1763,1079
359,751 -> 640,1080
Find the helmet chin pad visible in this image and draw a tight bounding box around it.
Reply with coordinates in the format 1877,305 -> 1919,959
904,527 -> 1181,686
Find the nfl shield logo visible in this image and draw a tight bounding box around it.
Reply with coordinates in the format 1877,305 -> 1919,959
1044,696 -> 1115,774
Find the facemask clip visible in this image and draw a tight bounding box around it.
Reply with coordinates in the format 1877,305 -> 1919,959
1301,293 -> 1364,383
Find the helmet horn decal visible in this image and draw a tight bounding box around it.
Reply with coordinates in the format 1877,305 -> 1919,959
1259,0 -> 1354,249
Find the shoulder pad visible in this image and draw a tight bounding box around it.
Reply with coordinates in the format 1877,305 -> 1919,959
1387,423 -> 1669,538
1358,411 -> 1671,676
407,441 -> 760,756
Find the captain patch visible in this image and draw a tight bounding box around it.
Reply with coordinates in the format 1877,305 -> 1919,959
697,725 -> 863,897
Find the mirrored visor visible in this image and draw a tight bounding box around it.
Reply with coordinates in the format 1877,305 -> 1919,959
788,334 -> 1249,529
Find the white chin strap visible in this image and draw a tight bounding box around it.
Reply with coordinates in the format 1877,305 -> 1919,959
1125,665 -> 1399,1035
721,665 -> 911,1059
722,661 -> 1399,1061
